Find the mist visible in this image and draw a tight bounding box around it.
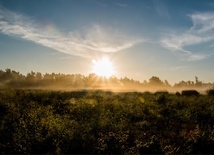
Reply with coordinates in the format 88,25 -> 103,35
0,69 -> 213,94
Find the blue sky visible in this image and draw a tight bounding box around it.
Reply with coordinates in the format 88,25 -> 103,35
0,0 -> 214,84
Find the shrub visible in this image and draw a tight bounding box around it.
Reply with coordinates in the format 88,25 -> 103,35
182,90 -> 200,96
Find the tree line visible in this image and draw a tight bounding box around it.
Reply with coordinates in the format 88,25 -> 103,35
0,69 -> 213,91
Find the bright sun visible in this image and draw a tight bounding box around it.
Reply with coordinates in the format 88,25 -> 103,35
92,57 -> 115,78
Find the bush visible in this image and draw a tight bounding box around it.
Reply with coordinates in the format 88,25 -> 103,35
206,89 -> 214,96
0,90 -> 213,154
182,90 -> 200,96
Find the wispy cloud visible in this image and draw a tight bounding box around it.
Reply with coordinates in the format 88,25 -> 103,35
115,3 -> 128,7
190,13 -> 214,33
153,0 -> 170,19
0,6 -> 142,58
161,12 -> 214,61
168,65 -> 190,71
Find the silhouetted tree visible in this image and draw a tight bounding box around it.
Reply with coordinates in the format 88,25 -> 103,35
164,80 -> 171,87
0,68 -> 214,90
25,71 -> 36,86
148,76 -> 164,86
195,76 -> 202,87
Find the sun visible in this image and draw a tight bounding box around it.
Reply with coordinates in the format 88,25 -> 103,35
92,57 -> 115,78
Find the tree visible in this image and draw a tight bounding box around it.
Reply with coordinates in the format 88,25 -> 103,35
164,80 -> 171,87
195,76 -> 202,87
25,71 -> 36,86
148,76 -> 164,86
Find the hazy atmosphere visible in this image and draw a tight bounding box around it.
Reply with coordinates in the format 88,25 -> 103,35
0,1 -> 214,154
1,0 -> 214,84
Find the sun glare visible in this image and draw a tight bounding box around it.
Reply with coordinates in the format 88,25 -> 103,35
92,57 -> 114,78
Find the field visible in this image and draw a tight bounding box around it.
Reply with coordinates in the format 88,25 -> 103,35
0,90 -> 213,154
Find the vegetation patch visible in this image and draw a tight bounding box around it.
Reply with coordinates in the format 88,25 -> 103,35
0,90 -> 213,154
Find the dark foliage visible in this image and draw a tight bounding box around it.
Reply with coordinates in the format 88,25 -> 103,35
182,90 -> 200,96
0,69 -> 214,91
207,89 -> 214,96
0,90 -> 213,154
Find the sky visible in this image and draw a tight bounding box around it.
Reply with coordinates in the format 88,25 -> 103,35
0,0 -> 214,84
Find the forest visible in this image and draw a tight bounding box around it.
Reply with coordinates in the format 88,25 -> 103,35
0,69 -> 213,92
0,69 -> 213,154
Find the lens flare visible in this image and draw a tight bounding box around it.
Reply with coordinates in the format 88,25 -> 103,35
92,57 -> 114,78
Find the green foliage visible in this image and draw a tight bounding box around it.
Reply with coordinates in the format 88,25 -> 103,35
0,90 -> 213,154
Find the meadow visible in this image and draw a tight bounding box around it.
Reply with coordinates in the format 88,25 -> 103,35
0,89 -> 213,154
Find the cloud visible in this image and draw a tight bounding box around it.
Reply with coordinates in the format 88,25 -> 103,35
0,6 -> 142,58
186,53 -> 207,61
153,0 -> 170,19
158,65 -> 190,71
115,3 -> 128,7
161,12 -> 214,61
190,13 -> 214,33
